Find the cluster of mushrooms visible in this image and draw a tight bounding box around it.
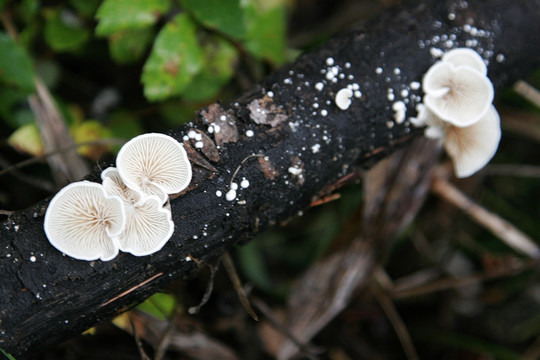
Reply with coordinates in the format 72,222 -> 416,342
411,47 -> 501,178
44,133 -> 192,261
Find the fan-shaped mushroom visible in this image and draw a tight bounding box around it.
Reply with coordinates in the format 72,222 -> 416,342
116,133 -> 192,203
102,167 -> 174,256
423,61 -> 494,127
43,181 -> 125,261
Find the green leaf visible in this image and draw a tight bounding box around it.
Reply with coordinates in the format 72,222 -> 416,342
181,36 -> 238,101
136,293 -> 176,320
69,0 -> 101,17
0,348 -> 17,360
70,120 -> 113,160
8,123 -> 43,157
17,0 -> 39,24
95,0 -> 171,36
181,0 -> 246,39
0,33 -> 35,93
159,102 -> 199,127
108,28 -> 154,64
141,14 -> 203,102
0,88 -> 29,127
244,0 -> 287,64
108,110 -> 144,152
0,0 -> 6,12
44,9 -> 90,52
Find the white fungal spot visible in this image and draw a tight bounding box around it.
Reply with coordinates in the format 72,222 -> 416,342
392,101 -> 407,124
30,256 -> 36,262
188,130 -> 197,139
216,190 -> 222,197
311,144 -> 321,153
393,68 -> 401,75
315,82 -> 324,91
430,47 -> 444,58
288,167 -> 303,176
410,81 -> 421,90
240,179 -> 250,188
267,91 -> 274,98
321,109 -> 328,117
231,182 -> 238,191
195,141 -> 204,148
375,67 -> 383,74
225,189 -> 237,201
246,129 -> 254,137
326,57 -> 334,66
496,53 -> 505,63
335,88 -> 353,110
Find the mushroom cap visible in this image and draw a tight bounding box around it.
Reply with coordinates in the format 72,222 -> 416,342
43,181 -> 125,261
115,195 -> 174,256
116,133 -> 192,203
444,105 -> 501,178
442,48 -> 487,75
423,61 -> 494,127
335,88 -> 353,110
102,167 -> 144,206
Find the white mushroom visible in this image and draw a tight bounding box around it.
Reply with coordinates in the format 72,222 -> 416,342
423,61 -> 494,127
116,133 -> 192,203
102,167 -> 175,256
335,88 -> 353,110
444,105 -> 501,178
102,167 -> 144,206
44,181 -> 125,261
442,48 -> 487,75
115,195 -> 174,256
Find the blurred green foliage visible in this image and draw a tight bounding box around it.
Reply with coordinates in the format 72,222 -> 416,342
0,0 -> 289,161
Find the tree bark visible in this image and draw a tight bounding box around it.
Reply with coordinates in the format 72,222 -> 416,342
1,0 -> 540,357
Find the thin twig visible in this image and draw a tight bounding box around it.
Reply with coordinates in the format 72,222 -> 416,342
514,80 -> 540,108
372,268 -> 419,360
153,311 -> 176,360
484,164 -> 540,178
229,153 -> 267,185
0,138 -> 126,178
391,259 -> 539,299
431,176 -> 540,258
221,252 -> 259,321
188,259 -> 221,315
0,153 -> 55,192
251,297 -> 321,360
128,314 -> 152,360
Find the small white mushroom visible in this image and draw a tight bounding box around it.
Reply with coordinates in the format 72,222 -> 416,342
441,48 -> 487,75
102,167 -> 175,256
335,88 -> 353,110
444,105 -> 501,178
43,181 -> 125,261
115,195 -> 174,256
116,133 -> 192,203
423,61 -> 494,127
101,167 -> 144,206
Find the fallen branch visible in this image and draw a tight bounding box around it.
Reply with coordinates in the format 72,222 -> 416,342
1,0 -> 540,357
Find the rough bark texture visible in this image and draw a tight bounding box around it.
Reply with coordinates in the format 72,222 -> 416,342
1,0 -> 540,357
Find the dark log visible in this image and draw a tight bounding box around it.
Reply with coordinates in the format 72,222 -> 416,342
1,0 -> 540,357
